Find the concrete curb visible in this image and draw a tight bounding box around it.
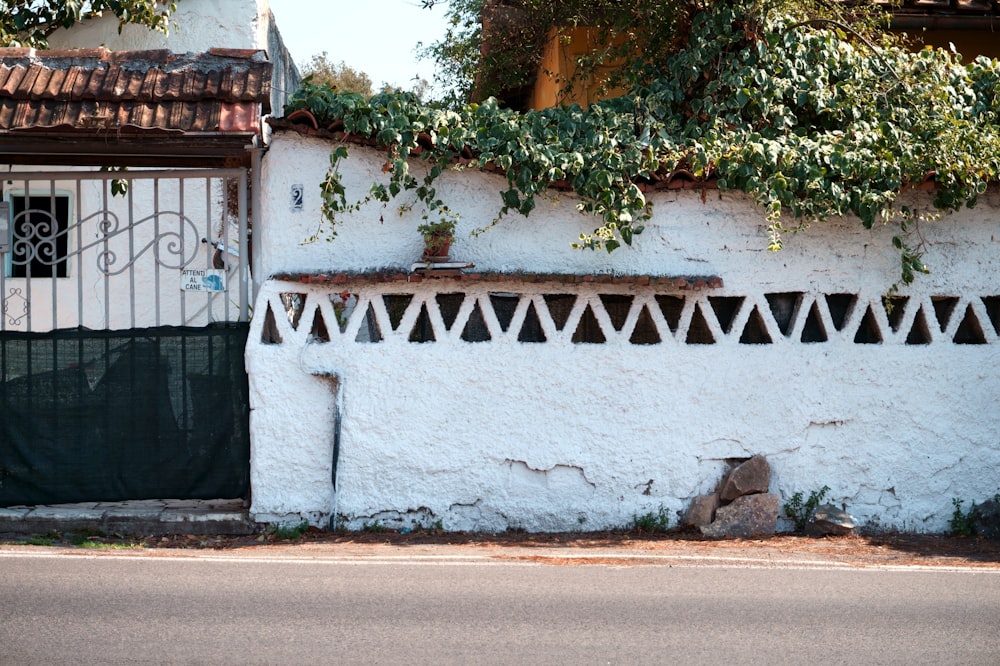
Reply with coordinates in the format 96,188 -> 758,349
0,500 -> 257,536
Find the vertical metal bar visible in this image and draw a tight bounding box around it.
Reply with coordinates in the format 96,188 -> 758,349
49,180 -> 57,332
238,169 -> 249,322
23,178 -> 31,332
1,177 -> 7,334
101,179 -> 110,330
179,177 -> 186,326
128,177 -> 136,329
154,178 -> 161,328
75,178 -> 84,329
205,176 -> 215,325
221,176 -> 230,323
250,142 -> 264,304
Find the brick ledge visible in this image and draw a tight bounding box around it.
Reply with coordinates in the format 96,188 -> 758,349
271,271 -> 724,290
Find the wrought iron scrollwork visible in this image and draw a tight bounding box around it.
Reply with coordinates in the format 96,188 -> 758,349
81,210 -> 201,276
2,287 -> 28,326
9,207 -> 68,269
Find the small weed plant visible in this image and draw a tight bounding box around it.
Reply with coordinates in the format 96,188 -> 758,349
362,519 -> 388,533
69,527 -> 105,546
272,520 -> 309,540
27,531 -> 59,546
949,493 -> 999,537
77,539 -> 142,550
632,505 -> 670,534
783,485 -> 831,532
949,498 -> 977,537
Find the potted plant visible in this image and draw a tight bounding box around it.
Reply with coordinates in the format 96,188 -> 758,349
417,218 -> 456,262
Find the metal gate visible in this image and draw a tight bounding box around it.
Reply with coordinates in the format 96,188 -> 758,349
1,168 -> 249,331
0,169 -> 252,506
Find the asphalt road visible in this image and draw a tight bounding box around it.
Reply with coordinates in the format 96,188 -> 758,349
1,550 -> 999,665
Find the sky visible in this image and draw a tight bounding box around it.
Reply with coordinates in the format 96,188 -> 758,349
267,0 -> 452,92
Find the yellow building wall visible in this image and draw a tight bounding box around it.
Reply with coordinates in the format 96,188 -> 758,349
528,27 -> 627,111
526,26 -> 1000,111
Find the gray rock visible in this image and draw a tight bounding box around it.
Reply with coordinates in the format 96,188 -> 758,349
700,493 -> 780,538
682,493 -> 719,527
806,503 -> 857,536
719,455 -> 771,501
971,499 -> 1000,540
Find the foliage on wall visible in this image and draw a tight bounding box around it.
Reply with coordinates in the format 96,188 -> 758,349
286,0 -> 1000,283
417,0 -> 891,108
0,0 -> 180,48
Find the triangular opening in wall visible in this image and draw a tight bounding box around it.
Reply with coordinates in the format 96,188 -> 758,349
766,292 -> 802,336
882,296 -> 909,333
260,304 -> 282,345
355,303 -> 383,343
981,296 -> 1000,335
408,303 -> 436,343
572,304 -> 606,344
329,293 -> 358,333
309,309 -> 331,343
905,307 -> 932,345
278,292 -> 306,330
739,306 -> 772,344
630,305 -> 661,345
544,294 -> 576,331
599,294 -> 634,331
517,302 -> 546,342
461,301 -> 491,342
383,294 -> 413,331
685,303 -> 715,344
436,293 -> 465,330
655,295 -> 685,333
953,304 -> 987,345
800,301 -> 828,343
825,293 -> 856,331
489,293 -> 519,332
932,296 -> 959,333
709,296 -> 744,334
853,306 -> 883,344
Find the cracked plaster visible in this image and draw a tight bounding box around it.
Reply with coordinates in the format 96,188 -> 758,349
247,136 -> 1000,533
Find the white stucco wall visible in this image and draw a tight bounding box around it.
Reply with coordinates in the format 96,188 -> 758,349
248,130 -> 1000,533
47,0 -> 271,53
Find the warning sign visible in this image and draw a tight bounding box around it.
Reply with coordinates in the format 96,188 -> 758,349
181,269 -> 226,292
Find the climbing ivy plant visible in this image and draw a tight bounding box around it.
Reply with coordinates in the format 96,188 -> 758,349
0,0 -> 180,48
286,0 -> 1000,283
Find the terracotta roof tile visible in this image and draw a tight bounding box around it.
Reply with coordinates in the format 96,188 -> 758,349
0,48 -> 272,135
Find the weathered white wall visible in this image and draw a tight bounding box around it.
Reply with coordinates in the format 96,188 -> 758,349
248,130 -> 1000,533
47,0 -> 270,53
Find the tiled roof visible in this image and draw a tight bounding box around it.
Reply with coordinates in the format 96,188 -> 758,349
0,48 -> 272,135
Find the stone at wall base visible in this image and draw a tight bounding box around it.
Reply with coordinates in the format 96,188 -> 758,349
806,503 -> 858,536
700,493 -> 779,538
971,499 -> 1000,540
681,493 -> 720,527
719,455 -> 771,502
